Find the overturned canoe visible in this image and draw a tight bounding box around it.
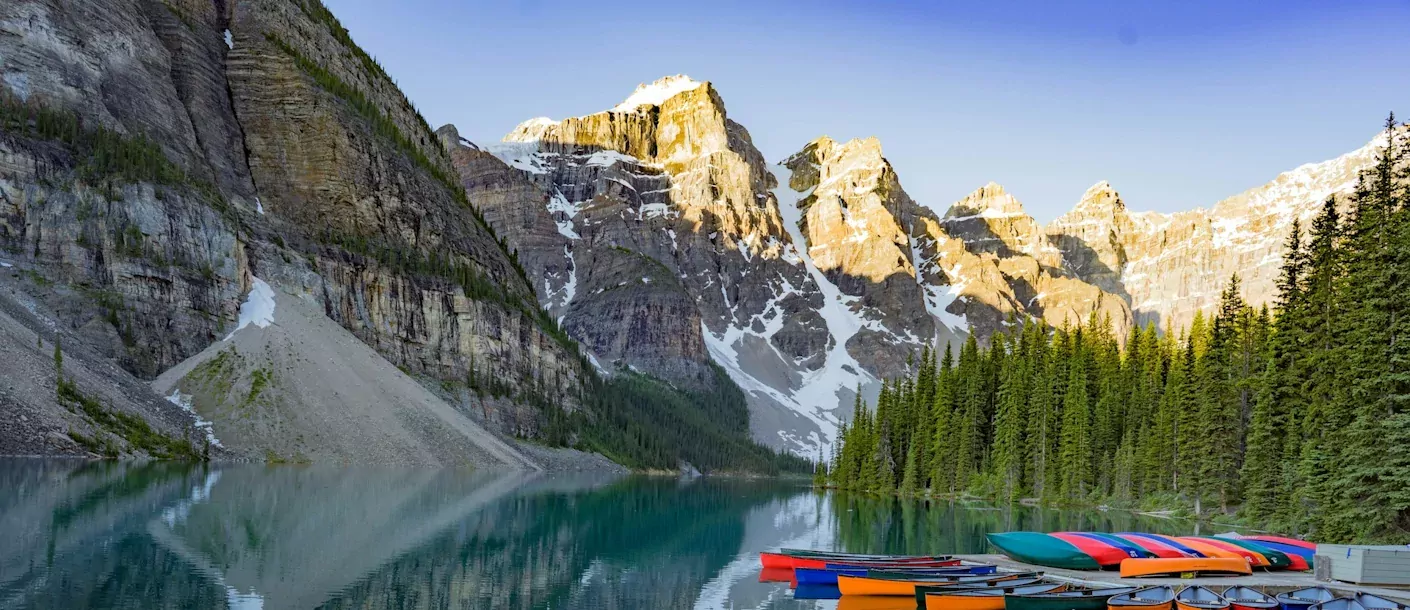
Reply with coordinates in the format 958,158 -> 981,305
1051,532 -> 1138,567
1116,534 -> 1200,559
987,532 -> 1103,570
1068,533 -> 1156,559
1240,535 -> 1315,551
1215,538 -> 1295,570
1177,586 -> 1230,610
924,582 -> 1068,610
794,564 -> 996,586
760,550 -> 954,569
1171,538 -> 1249,561
1238,539 -> 1313,565
1277,587 -> 1336,610
1224,587 -> 1278,610
1179,537 -> 1269,567
1121,534 -> 1207,558
1120,558 -> 1252,577
1109,586 -> 1177,610
837,572 -> 1036,597
1006,587 -> 1139,610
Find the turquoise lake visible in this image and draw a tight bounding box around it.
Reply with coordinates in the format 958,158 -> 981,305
0,459 -> 1198,609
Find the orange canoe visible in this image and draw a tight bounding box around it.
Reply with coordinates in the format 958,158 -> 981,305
1171,538 -> 1250,562
1184,538 -> 1271,567
837,573 -> 1027,597
1120,558 -> 1252,578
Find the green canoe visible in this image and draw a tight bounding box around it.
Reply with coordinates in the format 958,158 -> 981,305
986,532 -> 1102,570
1006,587 -> 1140,610
1207,537 -> 1293,570
1191,536 -> 1293,570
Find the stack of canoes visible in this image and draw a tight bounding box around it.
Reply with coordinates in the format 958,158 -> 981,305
986,532 -> 1315,573
757,548 -> 1007,601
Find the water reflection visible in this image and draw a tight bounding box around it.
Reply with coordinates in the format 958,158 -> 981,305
0,460 -> 1193,610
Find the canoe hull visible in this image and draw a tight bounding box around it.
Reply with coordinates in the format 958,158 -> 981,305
987,532 -> 1103,570
1007,591 -> 1137,610
1179,603 -> 1231,610
1120,558 -> 1252,577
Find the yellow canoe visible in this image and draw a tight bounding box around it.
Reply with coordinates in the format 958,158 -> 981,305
1170,538 -> 1248,562
1120,558 -> 1252,578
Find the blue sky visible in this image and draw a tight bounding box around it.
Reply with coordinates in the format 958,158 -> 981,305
324,0 -> 1410,222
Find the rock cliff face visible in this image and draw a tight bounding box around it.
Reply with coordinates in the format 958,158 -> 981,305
0,0 -> 589,463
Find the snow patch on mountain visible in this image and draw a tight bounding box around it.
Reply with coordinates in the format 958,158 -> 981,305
612,74 -> 704,112
224,277 -> 275,341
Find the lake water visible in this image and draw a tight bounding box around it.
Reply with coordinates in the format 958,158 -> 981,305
0,459 -> 1197,609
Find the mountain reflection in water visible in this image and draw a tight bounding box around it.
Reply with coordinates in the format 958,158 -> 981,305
0,460 -> 1190,609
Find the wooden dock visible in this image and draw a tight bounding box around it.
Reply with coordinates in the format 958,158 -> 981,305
956,554 -> 1410,603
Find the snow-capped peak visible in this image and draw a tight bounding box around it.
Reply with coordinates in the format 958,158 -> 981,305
503,116 -> 558,143
611,75 -> 705,112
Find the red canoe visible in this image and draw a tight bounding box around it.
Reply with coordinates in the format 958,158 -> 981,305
760,552 -> 959,570
1048,532 -> 1130,567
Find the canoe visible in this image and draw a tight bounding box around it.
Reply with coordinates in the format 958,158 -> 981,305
1115,534 -> 1199,559
1177,586 -> 1231,610
1109,586 -> 1177,610
1222,540 -> 1308,570
1240,535 -> 1315,551
1051,532 -> 1138,567
987,532 -> 1103,570
1353,594 -> 1408,610
836,596 -> 922,610
760,550 -> 954,569
1224,587 -> 1279,610
910,577 -> 1046,600
1121,534 -> 1207,558
1070,533 -> 1157,559
758,566 -> 795,582
1006,587 -> 1140,610
1119,558 -> 1252,577
924,583 -> 1068,610
794,565 -> 995,586
1181,537 -> 1270,567
1207,537 -> 1294,570
838,572 -> 1036,597
1310,600 -> 1367,610
1277,587 -> 1336,610
1238,539 -> 1314,563
1171,538 -> 1249,561
793,583 -> 842,600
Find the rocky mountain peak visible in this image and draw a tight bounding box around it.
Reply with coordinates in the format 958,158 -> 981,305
946,182 -> 1026,219
1074,180 -> 1125,213
502,116 -> 557,143
611,74 -> 706,112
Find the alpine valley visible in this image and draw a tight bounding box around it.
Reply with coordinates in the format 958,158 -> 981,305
0,0 -> 1397,467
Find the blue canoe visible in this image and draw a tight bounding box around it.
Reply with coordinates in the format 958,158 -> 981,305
795,564 -> 996,586
1243,539 -> 1314,561
1278,588 -> 1336,610
1070,532 -> 1155,559
1119,532 -> 1207,558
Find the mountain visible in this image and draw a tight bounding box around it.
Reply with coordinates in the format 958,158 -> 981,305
1047,132 -> 1397,332
462,74 -> 1399,456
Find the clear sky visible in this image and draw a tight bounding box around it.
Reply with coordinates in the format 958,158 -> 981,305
323,0 -> 1410,222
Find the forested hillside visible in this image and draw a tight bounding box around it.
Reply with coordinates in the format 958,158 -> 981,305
824,116 -> 1410,543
